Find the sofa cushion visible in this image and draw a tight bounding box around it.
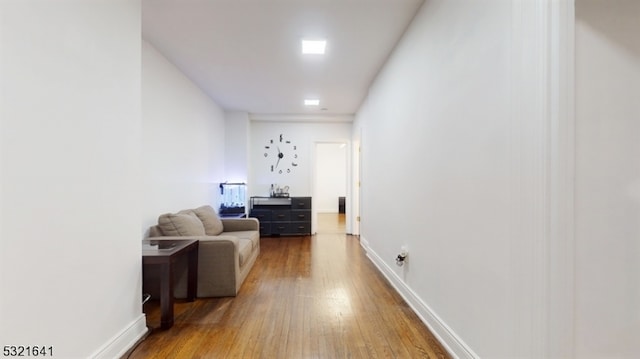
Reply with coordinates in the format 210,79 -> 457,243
157,211 -> 205,236
222,230 -> 260,250
193,205 -> 224,236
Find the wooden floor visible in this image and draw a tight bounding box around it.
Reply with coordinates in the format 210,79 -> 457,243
316,212 -> 346,234
129,214 -> 449,358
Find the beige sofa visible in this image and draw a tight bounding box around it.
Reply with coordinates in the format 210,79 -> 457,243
144,205 -> 260,298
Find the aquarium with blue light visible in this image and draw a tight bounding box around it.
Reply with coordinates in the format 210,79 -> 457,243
219,182 -> 247,217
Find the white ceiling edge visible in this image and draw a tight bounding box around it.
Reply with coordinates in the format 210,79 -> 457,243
142,0 -> 425,116
250,113 -> 354,123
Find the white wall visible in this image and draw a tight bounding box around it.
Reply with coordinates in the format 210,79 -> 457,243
315,143 -> 347,213
142,40 -> 226,229
574,1 -> 640,357
355,0 -> 512,356
0,1 -> 146,358
353,0 -> 556,357
224,112 -> 250,183
249,120 -> 351,197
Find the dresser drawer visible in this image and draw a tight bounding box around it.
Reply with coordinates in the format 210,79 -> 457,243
291,197 -> 312,210
258,222 -> 271,236
271,223 -> 290,234
291,210 -> 311,221
271,210 -> 291,222
249,209 -> 272,222
290,222 -> 311,234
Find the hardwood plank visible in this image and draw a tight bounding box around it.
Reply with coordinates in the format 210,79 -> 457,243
129,219 -> 450,359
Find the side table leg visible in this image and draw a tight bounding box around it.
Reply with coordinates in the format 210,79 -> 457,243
159,262 -> 174,329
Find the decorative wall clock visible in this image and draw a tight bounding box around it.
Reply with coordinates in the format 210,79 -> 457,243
264,134 -> 298,174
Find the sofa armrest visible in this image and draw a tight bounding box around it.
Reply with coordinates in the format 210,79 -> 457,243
146,235 -> 210,241
146,235 -> 239,252
146,235 -> 241,298
221,217 -> 259,232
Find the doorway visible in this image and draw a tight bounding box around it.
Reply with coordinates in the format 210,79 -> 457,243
313,142 -> 350,234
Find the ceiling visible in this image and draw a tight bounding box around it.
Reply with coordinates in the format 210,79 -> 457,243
142,0 -> 424,119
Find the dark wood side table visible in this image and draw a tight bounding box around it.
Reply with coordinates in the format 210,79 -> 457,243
142,239 -> 199,329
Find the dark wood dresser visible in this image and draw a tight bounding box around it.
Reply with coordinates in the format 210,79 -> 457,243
249,196 -> 312,236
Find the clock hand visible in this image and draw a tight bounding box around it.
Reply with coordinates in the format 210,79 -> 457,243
276,146 -> 282,168
275,147 -> 283,168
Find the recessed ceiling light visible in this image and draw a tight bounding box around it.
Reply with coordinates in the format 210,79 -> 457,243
304,99 -> 320,106
302,40 -> 326,55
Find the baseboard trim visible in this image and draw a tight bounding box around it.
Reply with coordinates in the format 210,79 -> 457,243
90,314 -> 148,359
360,238 -> 477,359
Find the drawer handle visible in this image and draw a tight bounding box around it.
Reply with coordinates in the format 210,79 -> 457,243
298,226 -> 305,230
277,214 -> 285,218
298,214 -> 305,218
278,226 -> 286,230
